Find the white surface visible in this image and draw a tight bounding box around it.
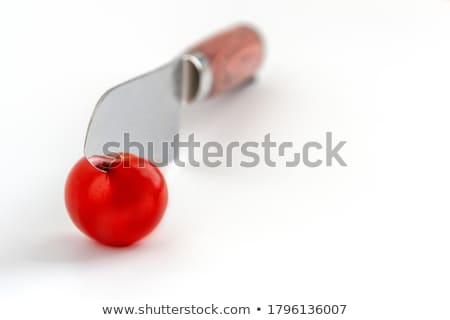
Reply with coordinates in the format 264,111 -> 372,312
1,0 -> 450,319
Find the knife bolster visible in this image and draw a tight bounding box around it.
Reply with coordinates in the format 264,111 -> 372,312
180,52 -> 213,104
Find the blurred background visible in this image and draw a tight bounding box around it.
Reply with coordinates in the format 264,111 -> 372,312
0,0 -> 449,319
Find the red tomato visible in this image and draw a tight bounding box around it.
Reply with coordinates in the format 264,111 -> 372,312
65,153 -> 168,247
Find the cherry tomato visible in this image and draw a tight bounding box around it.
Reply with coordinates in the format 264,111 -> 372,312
65,153 -> 168,247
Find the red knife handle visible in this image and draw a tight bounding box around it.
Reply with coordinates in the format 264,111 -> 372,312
183,25 -> 264,103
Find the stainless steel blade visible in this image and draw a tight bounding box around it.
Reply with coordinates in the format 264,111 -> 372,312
84,60 -> 181,169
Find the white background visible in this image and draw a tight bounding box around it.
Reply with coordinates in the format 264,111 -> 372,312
1,0 -> 449,319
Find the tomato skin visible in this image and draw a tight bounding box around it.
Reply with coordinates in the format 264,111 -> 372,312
65,153 -> 168,247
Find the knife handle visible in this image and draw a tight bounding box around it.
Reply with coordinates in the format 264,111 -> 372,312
182,24 -> 264,103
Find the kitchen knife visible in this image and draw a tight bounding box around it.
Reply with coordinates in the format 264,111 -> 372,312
84,24 -> 264,170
